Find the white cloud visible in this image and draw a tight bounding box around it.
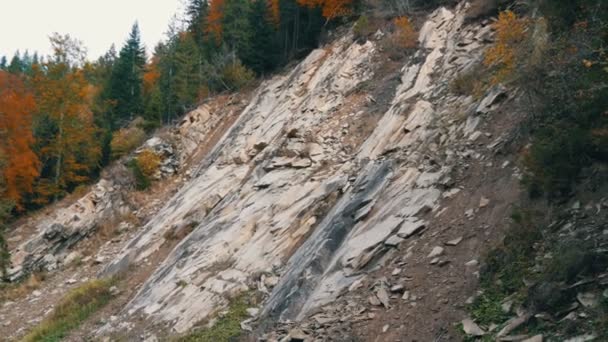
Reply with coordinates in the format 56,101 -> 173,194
0,0 -> 185,60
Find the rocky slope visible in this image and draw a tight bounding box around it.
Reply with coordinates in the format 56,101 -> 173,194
2,2 -> 534,340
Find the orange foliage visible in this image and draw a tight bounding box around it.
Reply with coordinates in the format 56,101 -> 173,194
206,0 -> 225,43
269,0 -> 280,26
143,59 -> 160,95
297,0 -> 353,21
0,71 -> 40,209
136,150 -> 161,178
33,64 -> 100,203
393,16 -> 418,49
484,11 -> 529,82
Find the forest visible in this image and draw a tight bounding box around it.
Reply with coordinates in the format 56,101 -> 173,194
0,0 -> 371,215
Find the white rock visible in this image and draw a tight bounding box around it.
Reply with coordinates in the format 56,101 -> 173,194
522,334 -> 543,342
465,259 -> 479,267
428,246 -> 444,258
445,237 -> 463,246
479,197 -> 490,208
461,318 -> 485,336
577,292 -> 599,308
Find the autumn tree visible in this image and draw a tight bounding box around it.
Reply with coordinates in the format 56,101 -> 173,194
484,11 -> 529,83
32,35 -> 100,203
0,71 -> 40,209
207,0 -> 226,43
393,16 -> 418,48
297,0 -> 353,22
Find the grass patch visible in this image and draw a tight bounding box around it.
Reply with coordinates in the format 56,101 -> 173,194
0,273 -> 45,304
21,278 -> 117,342
470,289 -> 511,326
176,294 -> 251,342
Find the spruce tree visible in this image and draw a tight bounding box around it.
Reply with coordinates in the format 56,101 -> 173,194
108,23 -> 147,127
247,0 -> 279,74
8,51 -> 23,74
222,0 -> 253,63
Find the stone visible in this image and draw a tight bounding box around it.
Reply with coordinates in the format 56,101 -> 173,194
501,300 -> 513,313
564,335 -> 596,342
384,235 -> 404,247
376,287 -> 391,308
287,328 -> 308,342
445,237 -> 463,246
497,313 -> 531,338
428,246 -> 444,258
382,324 -> 389,333
246,308 -> 260,317
391,268 -> 402,276
63,251 -> 81,265
390,284 -> 404,293
32,290 -> 42,297
469,131 -> 483,142
465,209 -> 474,218
109,286 -> 121,296
396,218 -> 426,239
465,259 -> 479,267
402,291 -> 410,301
461,318 -> 485,336
65,278 -> 78,285
264,275 -> 280,288
369,296 -> 382,306
577,292 -> 599,308
479,197 -> 490,208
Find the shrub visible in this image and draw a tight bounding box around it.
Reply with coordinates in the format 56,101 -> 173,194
110,122 -> 146,159
222,60 -> 255,91
393,16 -> 418,49
354,15 -> 372,40
127,159 -> 150,191
484,10 -> 530,84
135,149 -> 161,179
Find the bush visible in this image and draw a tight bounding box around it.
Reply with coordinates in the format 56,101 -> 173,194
353,15 -> 372,40
393,16 -> 418,49
222,60 -> 255,91
135,149 -> 161,179
128,159 -> 150,191
110,121 -> 146,160
484,10 -> 530,84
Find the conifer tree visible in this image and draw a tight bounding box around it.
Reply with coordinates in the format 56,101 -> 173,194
247,0 -> 279,73
8,51 -> 23,74
108,23 -> 147,127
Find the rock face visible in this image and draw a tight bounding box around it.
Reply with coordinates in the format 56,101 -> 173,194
93,3 -> 494,334
8,2 -> 498,337
7,173 -> 132,282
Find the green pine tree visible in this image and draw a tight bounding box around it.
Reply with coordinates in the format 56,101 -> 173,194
246,0 -> 280,74
108,23 -> 147,127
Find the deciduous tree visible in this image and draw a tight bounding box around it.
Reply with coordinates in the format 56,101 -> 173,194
0,71 -> 40,209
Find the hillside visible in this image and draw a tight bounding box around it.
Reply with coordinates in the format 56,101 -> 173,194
1,0 -> 607,341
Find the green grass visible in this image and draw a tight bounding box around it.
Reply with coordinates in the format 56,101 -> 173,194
21,278 -> 116,342
176,294 -> 251,342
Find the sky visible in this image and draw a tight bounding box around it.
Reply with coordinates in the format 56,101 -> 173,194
0,0 -> 185,61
